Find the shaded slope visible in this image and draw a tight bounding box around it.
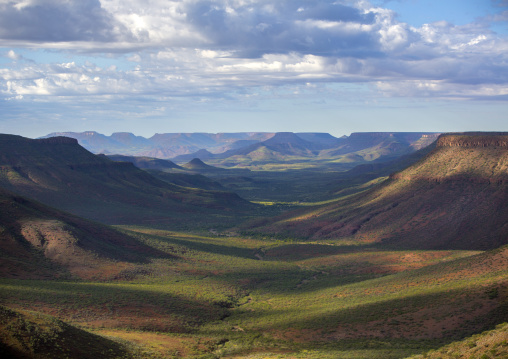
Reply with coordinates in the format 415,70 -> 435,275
0,305 -> 129,359
245,133 -> 508,250
146,170 -> 225,191
0,135 -> 252,227
0,187 -> 167,279
106,154 -> 184,170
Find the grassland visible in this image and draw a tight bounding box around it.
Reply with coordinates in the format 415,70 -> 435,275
1,227 -> 506,358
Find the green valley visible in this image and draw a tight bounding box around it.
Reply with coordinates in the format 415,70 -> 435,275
0,132 -> 507,358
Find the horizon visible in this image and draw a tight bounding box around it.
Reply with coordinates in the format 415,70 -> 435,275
1,0 -> 508,138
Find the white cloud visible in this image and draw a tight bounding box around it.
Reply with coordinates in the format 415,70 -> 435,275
0,0 -> 507,104
6,50 -> 21,60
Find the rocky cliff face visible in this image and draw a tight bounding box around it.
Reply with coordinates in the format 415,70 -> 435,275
436,133 -> 508,148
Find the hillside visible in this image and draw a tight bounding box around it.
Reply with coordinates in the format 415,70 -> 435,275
0,187 -> 167,280
182,158 -> 224,171
244,133 -> 508,250
0,306 -> 130,359
106,154 -> 184,170
407,322 -> 508,359
0,135 -> 252,228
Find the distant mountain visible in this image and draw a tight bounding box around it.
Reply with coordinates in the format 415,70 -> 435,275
173,149 -> 216,162
228,132 -> 321,161
294,132 -> 345,148
319,132 -> 440,160
0,135 -> 252,227
42,131 -> 276,159
42,131 -> 440,167
41,131 -> 151,155
176,132 -> 440,166
244,133 -> 508,250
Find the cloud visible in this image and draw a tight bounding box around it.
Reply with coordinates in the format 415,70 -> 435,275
0,0 -> 126,42
6,49 -> 21,60
0,0 -> 507,104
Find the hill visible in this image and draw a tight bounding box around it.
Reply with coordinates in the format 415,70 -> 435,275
0,187 -> 167,280
406,322 -> 508,359
243,133 -> 508,250
0,306 -> 130,359
0,135 -> 252,228
182,158 -> 225,171
106,154 -> 184,170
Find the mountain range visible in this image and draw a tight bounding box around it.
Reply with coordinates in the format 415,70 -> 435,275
42,131 -> 440,166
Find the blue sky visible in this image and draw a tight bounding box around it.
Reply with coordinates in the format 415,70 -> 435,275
1,0 -> 507,138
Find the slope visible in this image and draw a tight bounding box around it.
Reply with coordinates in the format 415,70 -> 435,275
0,306 -> 130,359
0,135 -> 252,227
106,154 -> 184,170
244,133 -> 508,250
0,187 -> 166,280
183,158 -> 225,171
406,322 -> 508,359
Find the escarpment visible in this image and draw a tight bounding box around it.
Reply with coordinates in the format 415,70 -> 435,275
436,133 -> 508,148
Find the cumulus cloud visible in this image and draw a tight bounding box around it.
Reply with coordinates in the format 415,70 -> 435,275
0,0 -> 127,42
1,0 -> 508,103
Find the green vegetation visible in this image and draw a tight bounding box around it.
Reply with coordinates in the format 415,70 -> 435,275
0,133 -> 507,358
407,322 -> 508,359
1,226 -> 507,358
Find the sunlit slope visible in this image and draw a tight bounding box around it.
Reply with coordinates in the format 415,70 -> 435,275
0,134 -> 251,226
0,187 -> 166,279
245,133 -> 508,250
406,322 -> 508,359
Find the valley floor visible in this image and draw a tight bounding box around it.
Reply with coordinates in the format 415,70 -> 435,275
1,227 -> 507,359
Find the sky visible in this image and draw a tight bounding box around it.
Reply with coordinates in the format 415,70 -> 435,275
0,0 -> 507,138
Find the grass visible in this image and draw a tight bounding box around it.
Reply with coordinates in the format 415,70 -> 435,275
1,227 -> 506,358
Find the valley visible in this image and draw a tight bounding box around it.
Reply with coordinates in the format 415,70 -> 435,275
0,132 -> 507,358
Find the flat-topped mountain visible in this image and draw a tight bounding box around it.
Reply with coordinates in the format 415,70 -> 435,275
0,134 -> 252,227
244,132 -> 508,250
42,131 -> 276,158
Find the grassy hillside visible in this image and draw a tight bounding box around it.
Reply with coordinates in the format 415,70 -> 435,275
1,227 -> 506,358
0,305 -> 129,359
0,187 -> 167,280
243,133 -> 508,250
406,322 -> 508,359
0,134 -> 253,228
